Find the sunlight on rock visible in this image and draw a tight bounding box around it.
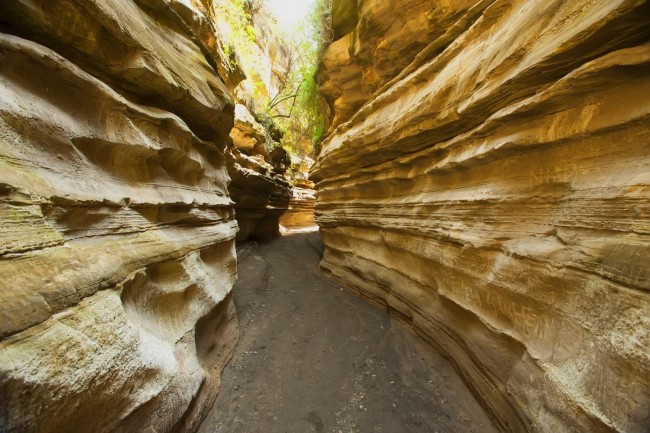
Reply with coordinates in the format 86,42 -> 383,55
0,1 -> 647,432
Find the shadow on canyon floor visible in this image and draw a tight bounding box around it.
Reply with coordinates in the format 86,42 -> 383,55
198,230 -> 498,433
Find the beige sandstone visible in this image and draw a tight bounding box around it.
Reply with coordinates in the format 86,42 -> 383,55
5,0 -> 645,431
280,182 -> 317,230
312,1 -> 650,432
231,104 -> 268,155
216,3 -> 298,242
319,0 -> 489,128
0,0 -> 240,432
227,103 -> 292,241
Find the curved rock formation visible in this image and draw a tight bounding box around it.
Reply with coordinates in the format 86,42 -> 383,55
319,0 -> 491,129
280,181 -> 317,231
312,1 -> 650,432
227,105 -> 292,241
0,1 -> 239,432
214,2 -> 295,242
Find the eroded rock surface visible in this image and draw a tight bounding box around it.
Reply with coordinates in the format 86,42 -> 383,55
216,3 -> 295,242
312,1 -> 650,432
0,1 -> 239,432
319,0 -> 490,129
280,181 -> 317,230
226,104 -> 292,241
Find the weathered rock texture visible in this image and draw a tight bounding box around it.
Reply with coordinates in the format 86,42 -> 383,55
279,181 -> 317,230
227,106 -> 292,241
0,1 -> 240,432
320,0 -> 490,129
312,1 -> 650,432
214,2 -> 295,242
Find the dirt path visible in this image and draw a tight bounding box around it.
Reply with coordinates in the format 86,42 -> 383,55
198,231 -> 498,433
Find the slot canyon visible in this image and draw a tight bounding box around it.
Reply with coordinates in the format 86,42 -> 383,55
0,0 -> 648,432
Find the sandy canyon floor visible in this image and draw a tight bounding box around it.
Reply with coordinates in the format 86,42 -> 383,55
198,230 -> 498,433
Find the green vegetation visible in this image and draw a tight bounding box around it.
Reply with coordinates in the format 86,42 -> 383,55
215,0 -> 255,61
217,0 -> 332,160
267,0 -> 331,158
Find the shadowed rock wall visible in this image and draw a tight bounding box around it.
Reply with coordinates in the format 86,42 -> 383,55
312,1 -> 650,432
0,1 -> 240,432
228,105 -> 292,242
216,3 -> 295,242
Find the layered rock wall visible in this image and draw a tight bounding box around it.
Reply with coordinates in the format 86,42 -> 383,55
215,2 -> 295,242
312,1 -> 650,432
227,106 -> 292,241
0,1 -> 239,432
279,181 -> 317,230
319,0 -> 489,128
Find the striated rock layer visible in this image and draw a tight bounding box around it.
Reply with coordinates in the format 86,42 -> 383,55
227,104 -> 292,241
0,1 -> 240,432
216,1 -> 295,242
319,0 -> 491,129
279,181 -> 317,230
312,1 -> 650,432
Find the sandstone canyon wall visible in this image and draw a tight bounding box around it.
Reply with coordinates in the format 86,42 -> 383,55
0,1 -> 241,432
279,180 -> 317,230
312,1 -> 650,432
227,104 -> 292,241
217,4 -> 297,241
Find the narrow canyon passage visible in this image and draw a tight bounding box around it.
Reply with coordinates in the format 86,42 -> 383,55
1,1 -> 648,432
198,231 -> 498,433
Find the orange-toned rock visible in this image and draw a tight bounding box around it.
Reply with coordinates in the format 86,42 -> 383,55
280,184 -> 317,230
319,0 -> 488,129
312,1 -> 650,432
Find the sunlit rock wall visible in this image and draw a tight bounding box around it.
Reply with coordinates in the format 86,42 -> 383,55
312,1 -> 650,432
280,181 -> 317,230
227,104 -> 292,241
0,1 -> 239,432
215,1 -> 294,242
319,0 -> 488,129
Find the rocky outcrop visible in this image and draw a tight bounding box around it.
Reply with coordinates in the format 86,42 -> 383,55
213,1 -> 295,242
231,104 -> 268,155
247,6 -> 291,100
0,1 -> 239,432
227,106 -> 292,241
312,1 -> 650,432
280,181 -> 317,230
221,1 -> 290,110
319,0 -> 490,129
